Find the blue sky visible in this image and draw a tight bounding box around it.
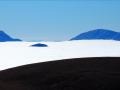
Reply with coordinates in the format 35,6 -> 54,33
0,0 -> 120,41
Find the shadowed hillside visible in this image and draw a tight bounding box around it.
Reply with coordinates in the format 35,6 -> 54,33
0,31 -> 21,42
71,29 -> 120,41
0,57 -> 120,90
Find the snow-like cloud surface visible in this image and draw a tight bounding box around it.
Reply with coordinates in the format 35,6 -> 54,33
0,40 -> 120,70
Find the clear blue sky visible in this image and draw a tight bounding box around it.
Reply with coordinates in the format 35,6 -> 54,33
0,0 -> 120,41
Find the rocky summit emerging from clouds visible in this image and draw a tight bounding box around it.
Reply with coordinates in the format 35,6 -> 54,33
71,29 -> 120,41
0,31 -> 21,42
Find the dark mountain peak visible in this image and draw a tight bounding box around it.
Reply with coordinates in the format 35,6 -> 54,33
0,30 -> 22,42
0,30 -> 5,33
31,43 -> 48,47
93,29 -> 112,31
90,29 -> 117,33
71,29 -> 120,41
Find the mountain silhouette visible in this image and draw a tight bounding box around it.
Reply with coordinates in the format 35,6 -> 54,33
0,57 -> 120,90
71,29 -> 120,41
0,31 -> 21,42
31,43 -> 48,47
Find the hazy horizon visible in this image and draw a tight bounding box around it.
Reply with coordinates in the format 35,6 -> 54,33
0,0 -> 120,41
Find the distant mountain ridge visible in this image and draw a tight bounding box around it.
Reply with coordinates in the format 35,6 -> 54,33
71,29 -> 120,41
0,31 -> 21,42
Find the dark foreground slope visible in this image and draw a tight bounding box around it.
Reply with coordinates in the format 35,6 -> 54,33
0,57 -> 120,90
